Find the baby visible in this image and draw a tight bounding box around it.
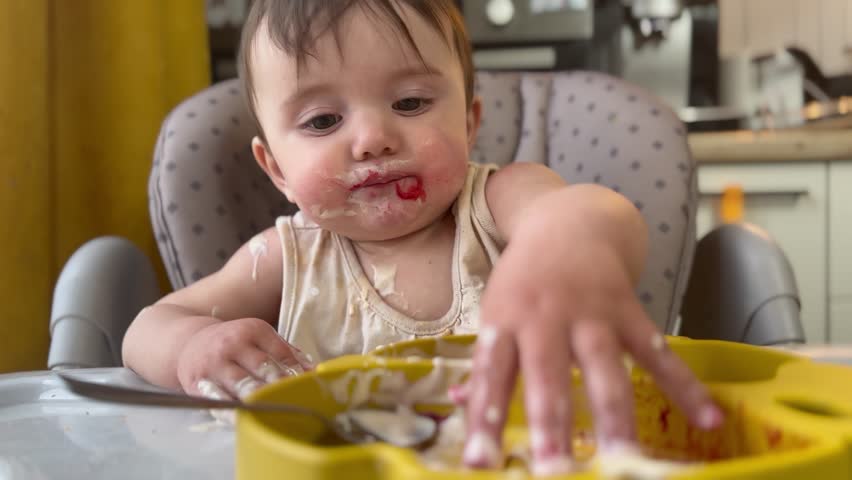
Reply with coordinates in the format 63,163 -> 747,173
122,0 -> 723,474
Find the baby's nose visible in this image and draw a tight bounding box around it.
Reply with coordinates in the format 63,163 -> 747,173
352,115 -> 399,161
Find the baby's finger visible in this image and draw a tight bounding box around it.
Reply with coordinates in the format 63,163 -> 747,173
287,343 -> 316,370
233,347 -> 292,383
215,362 -> 265,399
518,325 -> 576,476
619,302 -> 724,430
448,381 -> 471,406
571,321 -> 636,452
463,326 -> 518,469
253,334 -> 307,374
232,376 -> 265,399
195,378 -> 238,424
195,378 -> 234,401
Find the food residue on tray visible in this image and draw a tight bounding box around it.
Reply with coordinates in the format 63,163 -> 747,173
316,356 -> 698,478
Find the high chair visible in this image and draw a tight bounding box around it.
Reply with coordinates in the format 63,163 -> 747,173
48,71 -> 804,370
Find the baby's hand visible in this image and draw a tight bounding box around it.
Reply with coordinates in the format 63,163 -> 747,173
176,318 -> 313,401
461,232 -> 724,474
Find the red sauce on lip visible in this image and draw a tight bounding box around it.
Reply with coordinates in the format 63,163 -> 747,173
349,171 -> 381,190
395,177 -> 426,201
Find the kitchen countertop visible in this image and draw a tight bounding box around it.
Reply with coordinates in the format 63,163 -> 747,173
688,98 -> 852,164
689,126 -> 852,164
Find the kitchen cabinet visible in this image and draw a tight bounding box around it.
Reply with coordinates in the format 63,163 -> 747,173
696,162 -> 829,343
744,0 -> 796,57
822,0 -> 851,76
829,162 -> 852,341
794,0 -> 822,69
719,0 -> 852,76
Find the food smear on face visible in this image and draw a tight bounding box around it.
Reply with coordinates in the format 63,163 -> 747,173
345,167 -> 425,202
310,205 -> 357,220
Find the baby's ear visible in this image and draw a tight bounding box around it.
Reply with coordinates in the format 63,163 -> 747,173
252,136 -> 296,201
466,96 -> 483,151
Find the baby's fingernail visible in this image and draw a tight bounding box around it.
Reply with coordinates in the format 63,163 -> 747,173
530,426 -> 580,475
283,362 -> 304,376
531,455 -> 578,476
698,405 -> 724,429
196,379 -> 237,425
289,346 -> 315,369
196,379 -> 229,400
233,377 -> 264,399
254,361 -> 284,383
462,431 -> 502,468
531,427 -> 570,458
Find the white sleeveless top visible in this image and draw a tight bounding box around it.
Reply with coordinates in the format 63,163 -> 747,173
275,162 -> 503,363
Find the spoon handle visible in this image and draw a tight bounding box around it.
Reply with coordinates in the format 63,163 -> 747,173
55,371 -> 320,417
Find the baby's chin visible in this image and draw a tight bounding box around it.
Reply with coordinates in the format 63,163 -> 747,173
304,204 -> 443,242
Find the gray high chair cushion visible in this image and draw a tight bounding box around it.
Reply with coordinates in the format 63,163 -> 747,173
150,82 -> 297,288
151,71 -> 695,333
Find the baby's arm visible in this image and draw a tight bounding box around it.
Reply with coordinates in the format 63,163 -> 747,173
461,163 -> 722,473
122,226 -> 297,393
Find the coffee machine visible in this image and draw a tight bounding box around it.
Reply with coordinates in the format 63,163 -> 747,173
460,0 -> 696,113
461,0 -> 625,74
619,0 -> 692,111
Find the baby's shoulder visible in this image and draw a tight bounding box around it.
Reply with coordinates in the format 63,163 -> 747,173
274,212 -> 336,254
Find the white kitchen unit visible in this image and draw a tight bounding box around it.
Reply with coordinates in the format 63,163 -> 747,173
832,299 -> 852,344
829,161 -> 852,341
696,162 -> 829,343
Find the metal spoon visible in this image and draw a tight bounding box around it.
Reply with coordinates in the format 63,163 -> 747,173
55,371 -> 437,448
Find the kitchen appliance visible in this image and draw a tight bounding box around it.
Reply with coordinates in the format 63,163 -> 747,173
619,0 -> 693,112
461,0 -> 624,73
719,49 -> 807,130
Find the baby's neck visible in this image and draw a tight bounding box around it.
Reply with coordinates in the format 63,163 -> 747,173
351,212 -> 455,263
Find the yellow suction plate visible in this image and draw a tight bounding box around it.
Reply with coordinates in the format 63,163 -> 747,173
237,336 -> 852,479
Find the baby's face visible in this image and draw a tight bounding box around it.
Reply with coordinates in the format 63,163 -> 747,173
250,5 -> 478,241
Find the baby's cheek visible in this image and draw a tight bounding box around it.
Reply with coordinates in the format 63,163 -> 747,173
416,131 -> 470,187
289,171 -> 345,206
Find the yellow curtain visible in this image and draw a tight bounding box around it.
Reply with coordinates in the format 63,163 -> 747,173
0,0 -> 210,373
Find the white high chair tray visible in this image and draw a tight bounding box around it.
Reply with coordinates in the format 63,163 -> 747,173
0,368 -> 233,480
2,348 -> 851,479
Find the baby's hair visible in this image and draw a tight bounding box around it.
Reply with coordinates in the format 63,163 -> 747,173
237,0 -> 474,142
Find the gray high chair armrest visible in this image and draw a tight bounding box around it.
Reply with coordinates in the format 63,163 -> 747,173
679,223 -> 805,345
49,237 -> 161,369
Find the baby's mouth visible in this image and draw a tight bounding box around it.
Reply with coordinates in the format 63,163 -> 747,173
349,171 -> 409,190
347,172 -> 426,201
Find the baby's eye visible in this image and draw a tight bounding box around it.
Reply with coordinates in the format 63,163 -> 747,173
393,98 -> 430,113
304,114 -> 341,131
